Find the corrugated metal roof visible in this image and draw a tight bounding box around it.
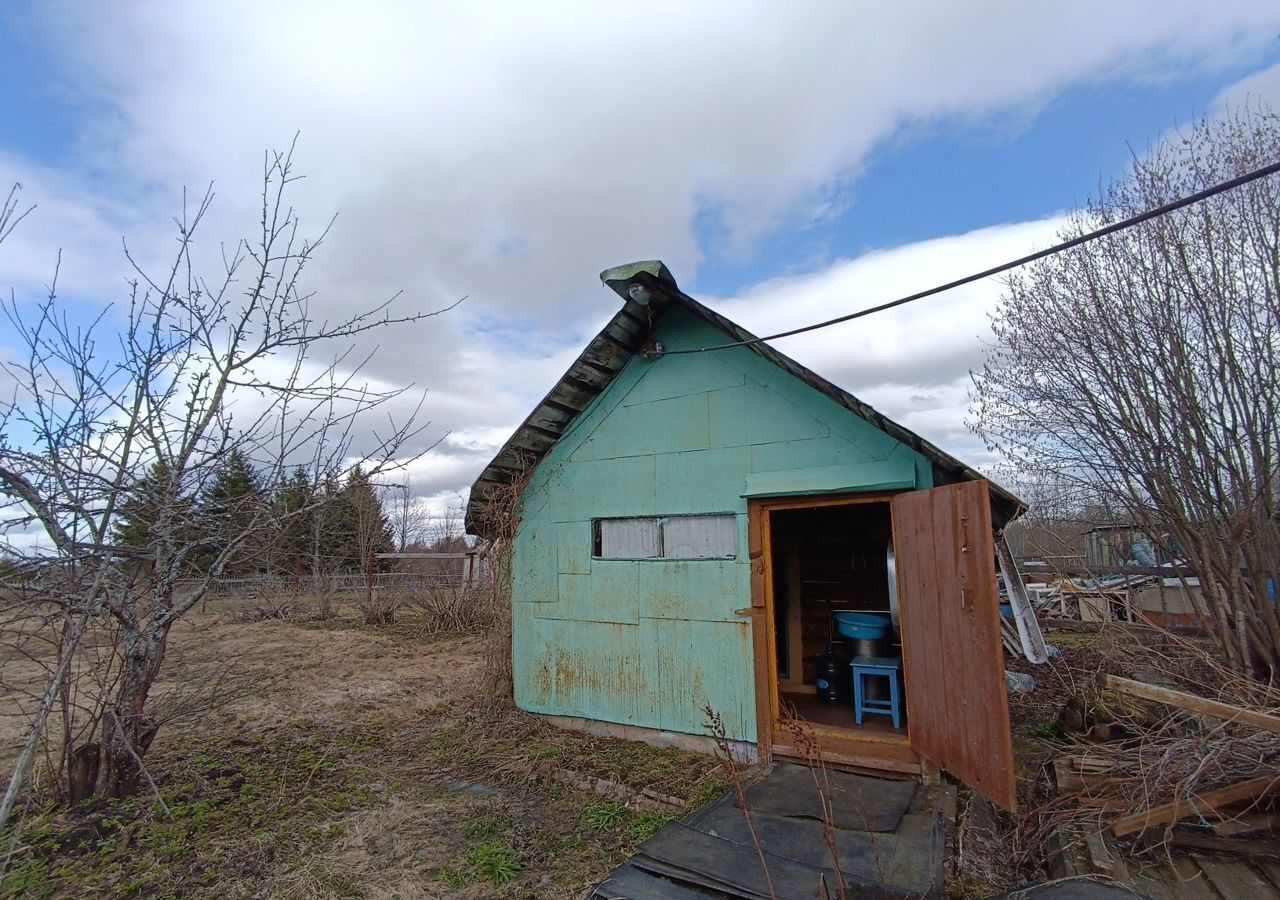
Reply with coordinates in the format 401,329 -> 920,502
465,261 -> 1023,537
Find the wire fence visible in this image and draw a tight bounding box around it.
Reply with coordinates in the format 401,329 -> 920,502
183,571 -> 465,599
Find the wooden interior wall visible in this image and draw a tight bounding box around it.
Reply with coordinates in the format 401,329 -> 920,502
771,505 -> 894,688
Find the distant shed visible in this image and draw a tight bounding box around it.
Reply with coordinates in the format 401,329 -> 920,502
467,261 -> 1025,810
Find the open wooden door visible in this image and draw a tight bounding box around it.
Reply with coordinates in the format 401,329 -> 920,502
892,480 -> 1017,811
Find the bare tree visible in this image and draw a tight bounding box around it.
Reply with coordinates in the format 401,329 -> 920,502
385,478 -> 432,552
424,494 -> 465,548
0,144 -> 452,820
345,467 -> 397,624
971,104 -> 1280,676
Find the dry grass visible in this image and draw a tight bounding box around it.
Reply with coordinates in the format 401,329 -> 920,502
0,597 -> 718,898
949,627 -> 1181,896
1000,621 -> 1280,885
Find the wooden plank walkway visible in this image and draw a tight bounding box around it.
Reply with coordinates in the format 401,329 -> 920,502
1004,854 -> 1280,899
1131,853 -> 1280,899
1047,822 -> 1280,899
590,762 -> 954,899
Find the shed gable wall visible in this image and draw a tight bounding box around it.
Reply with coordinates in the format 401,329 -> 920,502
511,308 -> 931,742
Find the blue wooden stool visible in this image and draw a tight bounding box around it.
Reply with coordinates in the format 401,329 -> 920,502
850,656 -> 903,729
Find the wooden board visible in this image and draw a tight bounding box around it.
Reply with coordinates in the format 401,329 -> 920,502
1110,773 -> 1280,836
892,480 -> 1017,811
1195,855 -> 1278,898
1101,674 -> 1280,736
746,498 -> 773,761
1212,809 -> 1280,836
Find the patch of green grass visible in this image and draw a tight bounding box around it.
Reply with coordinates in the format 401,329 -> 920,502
333,730 -> 388,754
461,812 -> 512,842
624,809 -> 676,842
0,856 -> 55,899
469,840 -> 521,885
442,840 -> 521,887
581,801 -> 629,833
1026,722 -> 1060,739
422,722 -> 471,758
589,741 -> 686,782
0,729 -> 373,899
687,775 -> 729,809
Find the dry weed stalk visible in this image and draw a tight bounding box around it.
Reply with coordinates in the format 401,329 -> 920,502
703,704 -> 776,900
467,461 -> 531,707
777,704 -> 861,900
1019,618 -> 1280,867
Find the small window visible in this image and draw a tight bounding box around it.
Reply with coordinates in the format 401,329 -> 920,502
592,515 -> 737,560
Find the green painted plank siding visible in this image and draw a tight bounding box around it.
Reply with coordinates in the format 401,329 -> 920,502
555,522 -> 592,575
651,618 -> 755,737
554,567 -> 640,625
510,307 -> 932,743
742,459 -> 916,497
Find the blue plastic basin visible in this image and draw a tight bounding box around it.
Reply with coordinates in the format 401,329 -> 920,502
833,612 -> 889,640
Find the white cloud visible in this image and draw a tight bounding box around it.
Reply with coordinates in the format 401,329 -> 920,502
712,216 -> 1066,465
3,0 -> 1279,505
17,2 -> 1280,317
1211,59 -> 1280,109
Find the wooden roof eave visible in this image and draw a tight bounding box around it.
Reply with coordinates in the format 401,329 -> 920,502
464,295 -> 665,537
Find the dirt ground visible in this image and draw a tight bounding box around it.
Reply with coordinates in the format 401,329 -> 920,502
0,601 -> 726,899
5,604 -> 1231,899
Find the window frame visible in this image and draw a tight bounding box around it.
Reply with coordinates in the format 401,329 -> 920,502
591,513 -> 739,561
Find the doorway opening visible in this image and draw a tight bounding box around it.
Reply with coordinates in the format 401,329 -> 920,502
768,499 -> 909,741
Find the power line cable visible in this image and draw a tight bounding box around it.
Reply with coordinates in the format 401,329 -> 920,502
663,158 -> 1280,355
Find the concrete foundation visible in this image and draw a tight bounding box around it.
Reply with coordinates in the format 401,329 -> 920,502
540,713 -> 759,765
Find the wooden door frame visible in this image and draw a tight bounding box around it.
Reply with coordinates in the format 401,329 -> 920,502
747,492 -> 918,772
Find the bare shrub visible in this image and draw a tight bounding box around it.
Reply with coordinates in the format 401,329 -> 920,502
466,464 -> 530,706
973,104 -> 1280,677
355,588 -> 401,627
233,599 -> 298,622
411,583 -> 490,634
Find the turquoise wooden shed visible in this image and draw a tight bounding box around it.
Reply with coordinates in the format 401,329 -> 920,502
466,261 -> 1024,810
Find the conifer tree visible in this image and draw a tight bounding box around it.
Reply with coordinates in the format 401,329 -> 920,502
335,466 -> 394,573
198,450 -> 268,576
270,466 -> 315,581
111,460 -> 199,575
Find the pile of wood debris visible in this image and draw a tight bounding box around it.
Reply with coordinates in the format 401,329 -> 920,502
1027,665 -> 1280,895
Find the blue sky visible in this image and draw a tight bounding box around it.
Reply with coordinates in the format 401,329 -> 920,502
694,60 -> 1280,294
1,13 -> 75,164
2,2 -> 1279,513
